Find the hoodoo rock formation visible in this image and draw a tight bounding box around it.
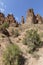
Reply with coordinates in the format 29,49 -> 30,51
5,14 -> 16,24
0,13 -> 16,25
21,16 -> 25,24
26,9 -> 35,24
36,14 -> 43,24
26,9 -> 43,24
0,8 -> 43,26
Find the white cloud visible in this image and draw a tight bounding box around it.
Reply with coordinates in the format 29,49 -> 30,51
0,1 -> 6,13
0,8 -> 5,12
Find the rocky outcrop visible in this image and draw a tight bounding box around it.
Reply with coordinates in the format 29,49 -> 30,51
0,13 -> 18,26
21,16 -> 25,24
26,9 -> 35,24
36,14 -> 43,24
0,9 -> 43,26
5,14 -> 16,24
26,9 -> 43,24
1,28 -> 10,37
0,13 -> 5,25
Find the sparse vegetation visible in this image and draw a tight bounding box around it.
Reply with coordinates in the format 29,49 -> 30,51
0,22 -> 9,31
2,22 -> 9,28
23,29 -> 43,54
0,8 -> 43,65
3,44 -> 21,65
11,29 -> 19,37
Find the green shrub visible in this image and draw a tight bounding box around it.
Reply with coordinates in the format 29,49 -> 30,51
23,29 -> 41,54
3,44 -> 21,65
12,29 -> 19,37
2,22 -> 9,29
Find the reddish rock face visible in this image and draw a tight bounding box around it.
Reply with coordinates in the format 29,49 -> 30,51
27,9 -> 34,17
0,13 -> 5,24
26,9 -> 43,24
36,14 -> 43,24
21,16 -> 25,24
26,9 -> 36,24
0,9 -> 43,26
5,14 -> 17,26
7,14 -> 16,24
0,12 -> 19,27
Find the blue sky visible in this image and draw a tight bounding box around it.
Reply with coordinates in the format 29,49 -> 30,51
0,0 -> 43,21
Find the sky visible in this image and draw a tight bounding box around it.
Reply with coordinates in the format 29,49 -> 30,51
0,0 -> 43,21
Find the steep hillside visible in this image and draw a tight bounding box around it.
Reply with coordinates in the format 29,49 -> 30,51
0,9 -> 43,65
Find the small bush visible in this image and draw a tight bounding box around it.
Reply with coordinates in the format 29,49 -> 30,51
2,22 -> 9,29
3,44 -> 21,65
23,29 -> 42,54
12,29 -> 19,37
